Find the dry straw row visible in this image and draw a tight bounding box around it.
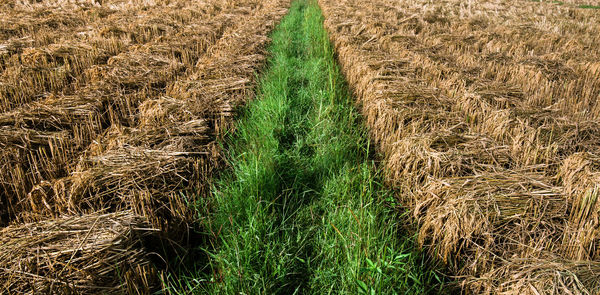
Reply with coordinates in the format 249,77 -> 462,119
0,211 -> 160,294
318,0 -> 600,293
0,0 -> 237,113
0,0 -> 290,293
0,0 -> 243,225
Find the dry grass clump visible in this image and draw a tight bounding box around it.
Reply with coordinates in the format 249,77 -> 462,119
85,50 -> 185,90
466,257 -> 600,295
319,0 -> 600,293
559,153 -> 600,261
30,125 -> 214,229
0,211 -> 160,294
168,0 -> 290,135
0,0 -> 290,292
0,91 -> 113,225
387,132 -> 514,191
417,170 -> 566,267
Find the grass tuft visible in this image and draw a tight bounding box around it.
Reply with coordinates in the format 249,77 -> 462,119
579,4 -> 600,9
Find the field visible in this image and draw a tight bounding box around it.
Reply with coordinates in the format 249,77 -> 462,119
1,0 -> 599,293
0,0 -> 288,292
319,0 -> 600,293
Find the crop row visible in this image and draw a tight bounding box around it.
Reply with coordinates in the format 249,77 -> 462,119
319,0 -> 600,293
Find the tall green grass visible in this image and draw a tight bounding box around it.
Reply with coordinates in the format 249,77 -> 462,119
578,4 -> 600,9
165,0 -> 444,293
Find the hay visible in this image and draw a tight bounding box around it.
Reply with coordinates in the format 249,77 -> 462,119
33,125 -> 214,226
0,0 -> 239,113
85,51 -> 185,90
0,211 -> 160,294
0,94 -> 104,139
39,0 -> 291,230
0,0 -> 253,224
387,132 -> 513,192
0,92 -> 110,224
559,153 -> 600,261
416,170 -> 566,268
137,96 -> 196,128
318,0 -> 600,292
53,146 -> 201,223
0,0 -> 291,290
466,257 -> 600,295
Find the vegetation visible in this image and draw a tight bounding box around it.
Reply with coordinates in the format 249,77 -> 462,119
579,4 -> 600,9
319,0 -> 600,293
0,0 -> 289,292
172,0 -> 442,293
2,0 -> 599,293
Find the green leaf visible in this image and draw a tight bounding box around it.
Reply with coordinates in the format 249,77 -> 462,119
356,280 -> 369,294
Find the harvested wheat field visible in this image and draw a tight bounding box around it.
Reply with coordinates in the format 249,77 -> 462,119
0,0 -> 289,292
3,0 -> 600,293
319,0 -> 600,293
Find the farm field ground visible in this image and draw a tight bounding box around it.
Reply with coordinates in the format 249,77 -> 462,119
0,0 -> 289,292
319,0 -> 600,293
1,0 -> 600,294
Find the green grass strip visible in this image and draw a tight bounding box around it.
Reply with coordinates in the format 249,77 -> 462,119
169,0 -> 443,294
578,4 -> 600,9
